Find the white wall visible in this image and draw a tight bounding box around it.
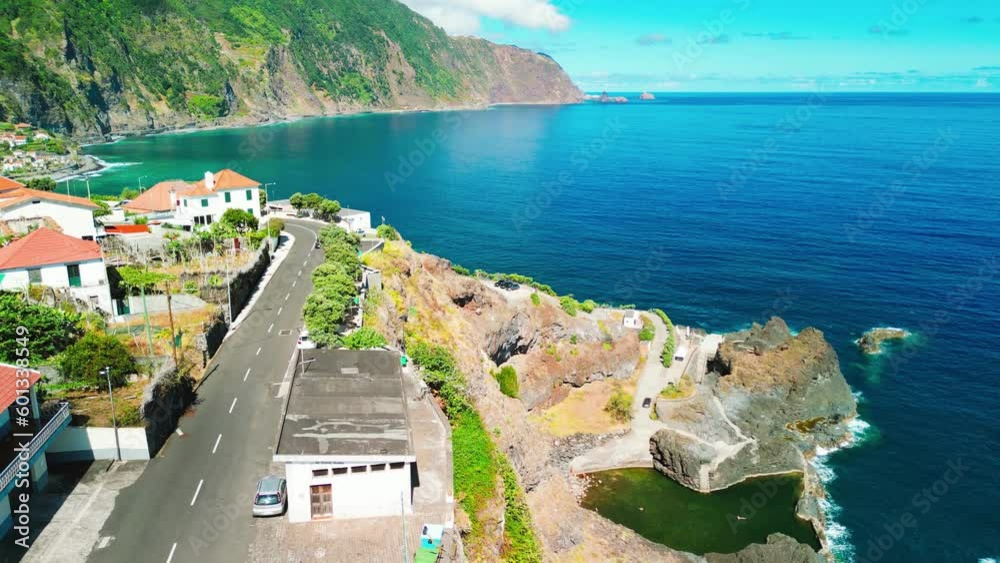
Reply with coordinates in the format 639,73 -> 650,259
177,188 -> 260,223
0,200 -> 96,238
285,462 -> 412,523
47,427 -> 150,461
0,259 -> 112,313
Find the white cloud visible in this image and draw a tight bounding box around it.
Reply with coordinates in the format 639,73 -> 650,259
975,77 -> 992,88
401,0 -> 571,35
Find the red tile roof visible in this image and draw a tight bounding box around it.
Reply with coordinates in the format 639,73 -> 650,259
190,169 -> 260,194
0,184 -> 100,210
122,180 -> 192,213
0,364 -> 41,411
0,227 -> 103,271
0,176 -> 25,191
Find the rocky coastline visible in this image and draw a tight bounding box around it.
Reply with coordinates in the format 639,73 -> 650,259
649,318 -> 858,560
363,236 -> 858,562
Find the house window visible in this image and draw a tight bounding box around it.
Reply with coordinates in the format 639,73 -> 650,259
331,467 -> 348,475
389,462 -> 406,470
247,208 -> 253,214
246,189 -> 253,200
370,464 -> 386,472
201,199 -> 209,208
183,200 -> 188,207
312,469 -> 329,477
67,264 -> 82,287
224,192 -> 231,203
350,466 -> 366,473
28,269 -> 41,284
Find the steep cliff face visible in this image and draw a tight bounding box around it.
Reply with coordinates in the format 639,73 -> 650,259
0,0 -> 582,139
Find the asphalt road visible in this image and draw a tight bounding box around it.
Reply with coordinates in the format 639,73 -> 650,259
89,220 -> 322,563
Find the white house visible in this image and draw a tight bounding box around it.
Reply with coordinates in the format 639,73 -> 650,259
274,350 -> 415,523
623,310 -> 643,329
0,228 -> 113,313
339,208 -> 372,233
174,169 -> 262,227
0,176 -> 100,239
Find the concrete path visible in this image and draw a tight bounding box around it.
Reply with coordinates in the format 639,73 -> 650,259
569,316 -> 727,474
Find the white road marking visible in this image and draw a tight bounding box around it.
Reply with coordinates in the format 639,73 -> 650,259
292,280 -> 297,288
212,434 -> 222,454
229,397 -> 238,414
285,293 -> 290,301
166,542 -> 178,563
256,347 -> 262,356
267,323 -> 274,333
175,428 -> 184,437
244,368 -> 251,382
277,307 -> 283,316
190,480 -> 203,506
298,270 -> 302,276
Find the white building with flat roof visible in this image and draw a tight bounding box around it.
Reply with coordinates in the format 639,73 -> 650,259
274,350 -> 415,523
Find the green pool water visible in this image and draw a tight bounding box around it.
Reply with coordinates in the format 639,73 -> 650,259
580,468 -> 821,555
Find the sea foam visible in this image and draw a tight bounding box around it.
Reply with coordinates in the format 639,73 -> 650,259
811,416 -> 874,562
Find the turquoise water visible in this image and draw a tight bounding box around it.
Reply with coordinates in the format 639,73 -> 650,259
580,469 -> 820,555
83,94 -> 1000,562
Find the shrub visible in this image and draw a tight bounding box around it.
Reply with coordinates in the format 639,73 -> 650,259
639,327 -> 655,342
452,264 -> 470,276
264,217 -> 285,234
654,309 -> 676,368
376,223 -> 400,240
559,296 -> 578,317
342,327 -> 386,350
569,334 -> 578,345
530,293 -> 541,306
187,94 -> 227,119
220,208 -> 258,232
24,177 -> 56,191
120,187 -> 139,200
117,404 -> 144,427
493,365 -> 519,398
498,453 -> 543,562
0,292 -> 83,361
580,299 -> 597,314
58,333 -> 138,388
604,387 -> 633,423
133,215 -> 148,225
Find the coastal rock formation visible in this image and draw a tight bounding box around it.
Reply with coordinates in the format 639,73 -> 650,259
858,327 -> 910,354
705,533 -> 824,563
650,318 -> 857,555
0,1 -> 582,139
365,240 -> 686,561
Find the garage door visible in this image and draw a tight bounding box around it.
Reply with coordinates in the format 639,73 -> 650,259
310,484 -> 332,520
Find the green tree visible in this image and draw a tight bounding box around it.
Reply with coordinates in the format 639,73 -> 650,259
24,177 -> 56,191
376,224 -> 400,240
220,208 -> 258,232
118,267 -> 175,354
120,187 -> 139,200
58,333 -> 138,388
342,327 -> 387,350
289,192 -> 305,211
0,292 -> 83,361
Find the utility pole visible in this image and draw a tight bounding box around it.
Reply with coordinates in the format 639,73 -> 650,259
166,283 -> 179,367
103,366 -> 122,461
401,491 -> 408,563
138,175 -> 148,192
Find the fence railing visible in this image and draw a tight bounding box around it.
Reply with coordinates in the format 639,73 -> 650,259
0,401 -> 70,492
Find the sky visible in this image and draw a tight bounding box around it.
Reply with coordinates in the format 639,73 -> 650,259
399,0 -> 1000,92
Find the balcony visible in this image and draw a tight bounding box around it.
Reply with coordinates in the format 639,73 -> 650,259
0,401 -> 71,493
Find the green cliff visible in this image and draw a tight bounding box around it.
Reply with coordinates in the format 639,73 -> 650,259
0,0 -> 581,138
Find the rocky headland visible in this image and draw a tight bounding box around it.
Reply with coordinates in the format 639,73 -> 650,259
857,327 -> 910,354
650,318 -> 858,558
362,235 -> 856,562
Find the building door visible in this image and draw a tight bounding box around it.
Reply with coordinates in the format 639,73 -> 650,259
67,264 -> 82,287
309,484 -> 332,520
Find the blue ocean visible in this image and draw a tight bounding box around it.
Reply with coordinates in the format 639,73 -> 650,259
83,93 -> 1000,562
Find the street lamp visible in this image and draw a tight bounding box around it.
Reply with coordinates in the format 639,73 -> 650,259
101,366 -> 122,461
138,176 -> 149,192
76,176 -> 91,199
264,182 -> 278,251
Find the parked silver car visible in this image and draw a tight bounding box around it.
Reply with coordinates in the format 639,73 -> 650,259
252,475 -> 287,517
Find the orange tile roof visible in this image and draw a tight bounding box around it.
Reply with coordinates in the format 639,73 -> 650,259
0,364 -> 42,411
189,169 -> 260,194
0,185 -> 100,210
0,227 -> 102,271
0,176 -> 25,191
122,180 -> 192,213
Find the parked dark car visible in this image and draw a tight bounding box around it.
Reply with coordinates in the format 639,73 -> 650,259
314,239 -> 322,249
494,279 -> 521,291
642,397 -> 652,409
